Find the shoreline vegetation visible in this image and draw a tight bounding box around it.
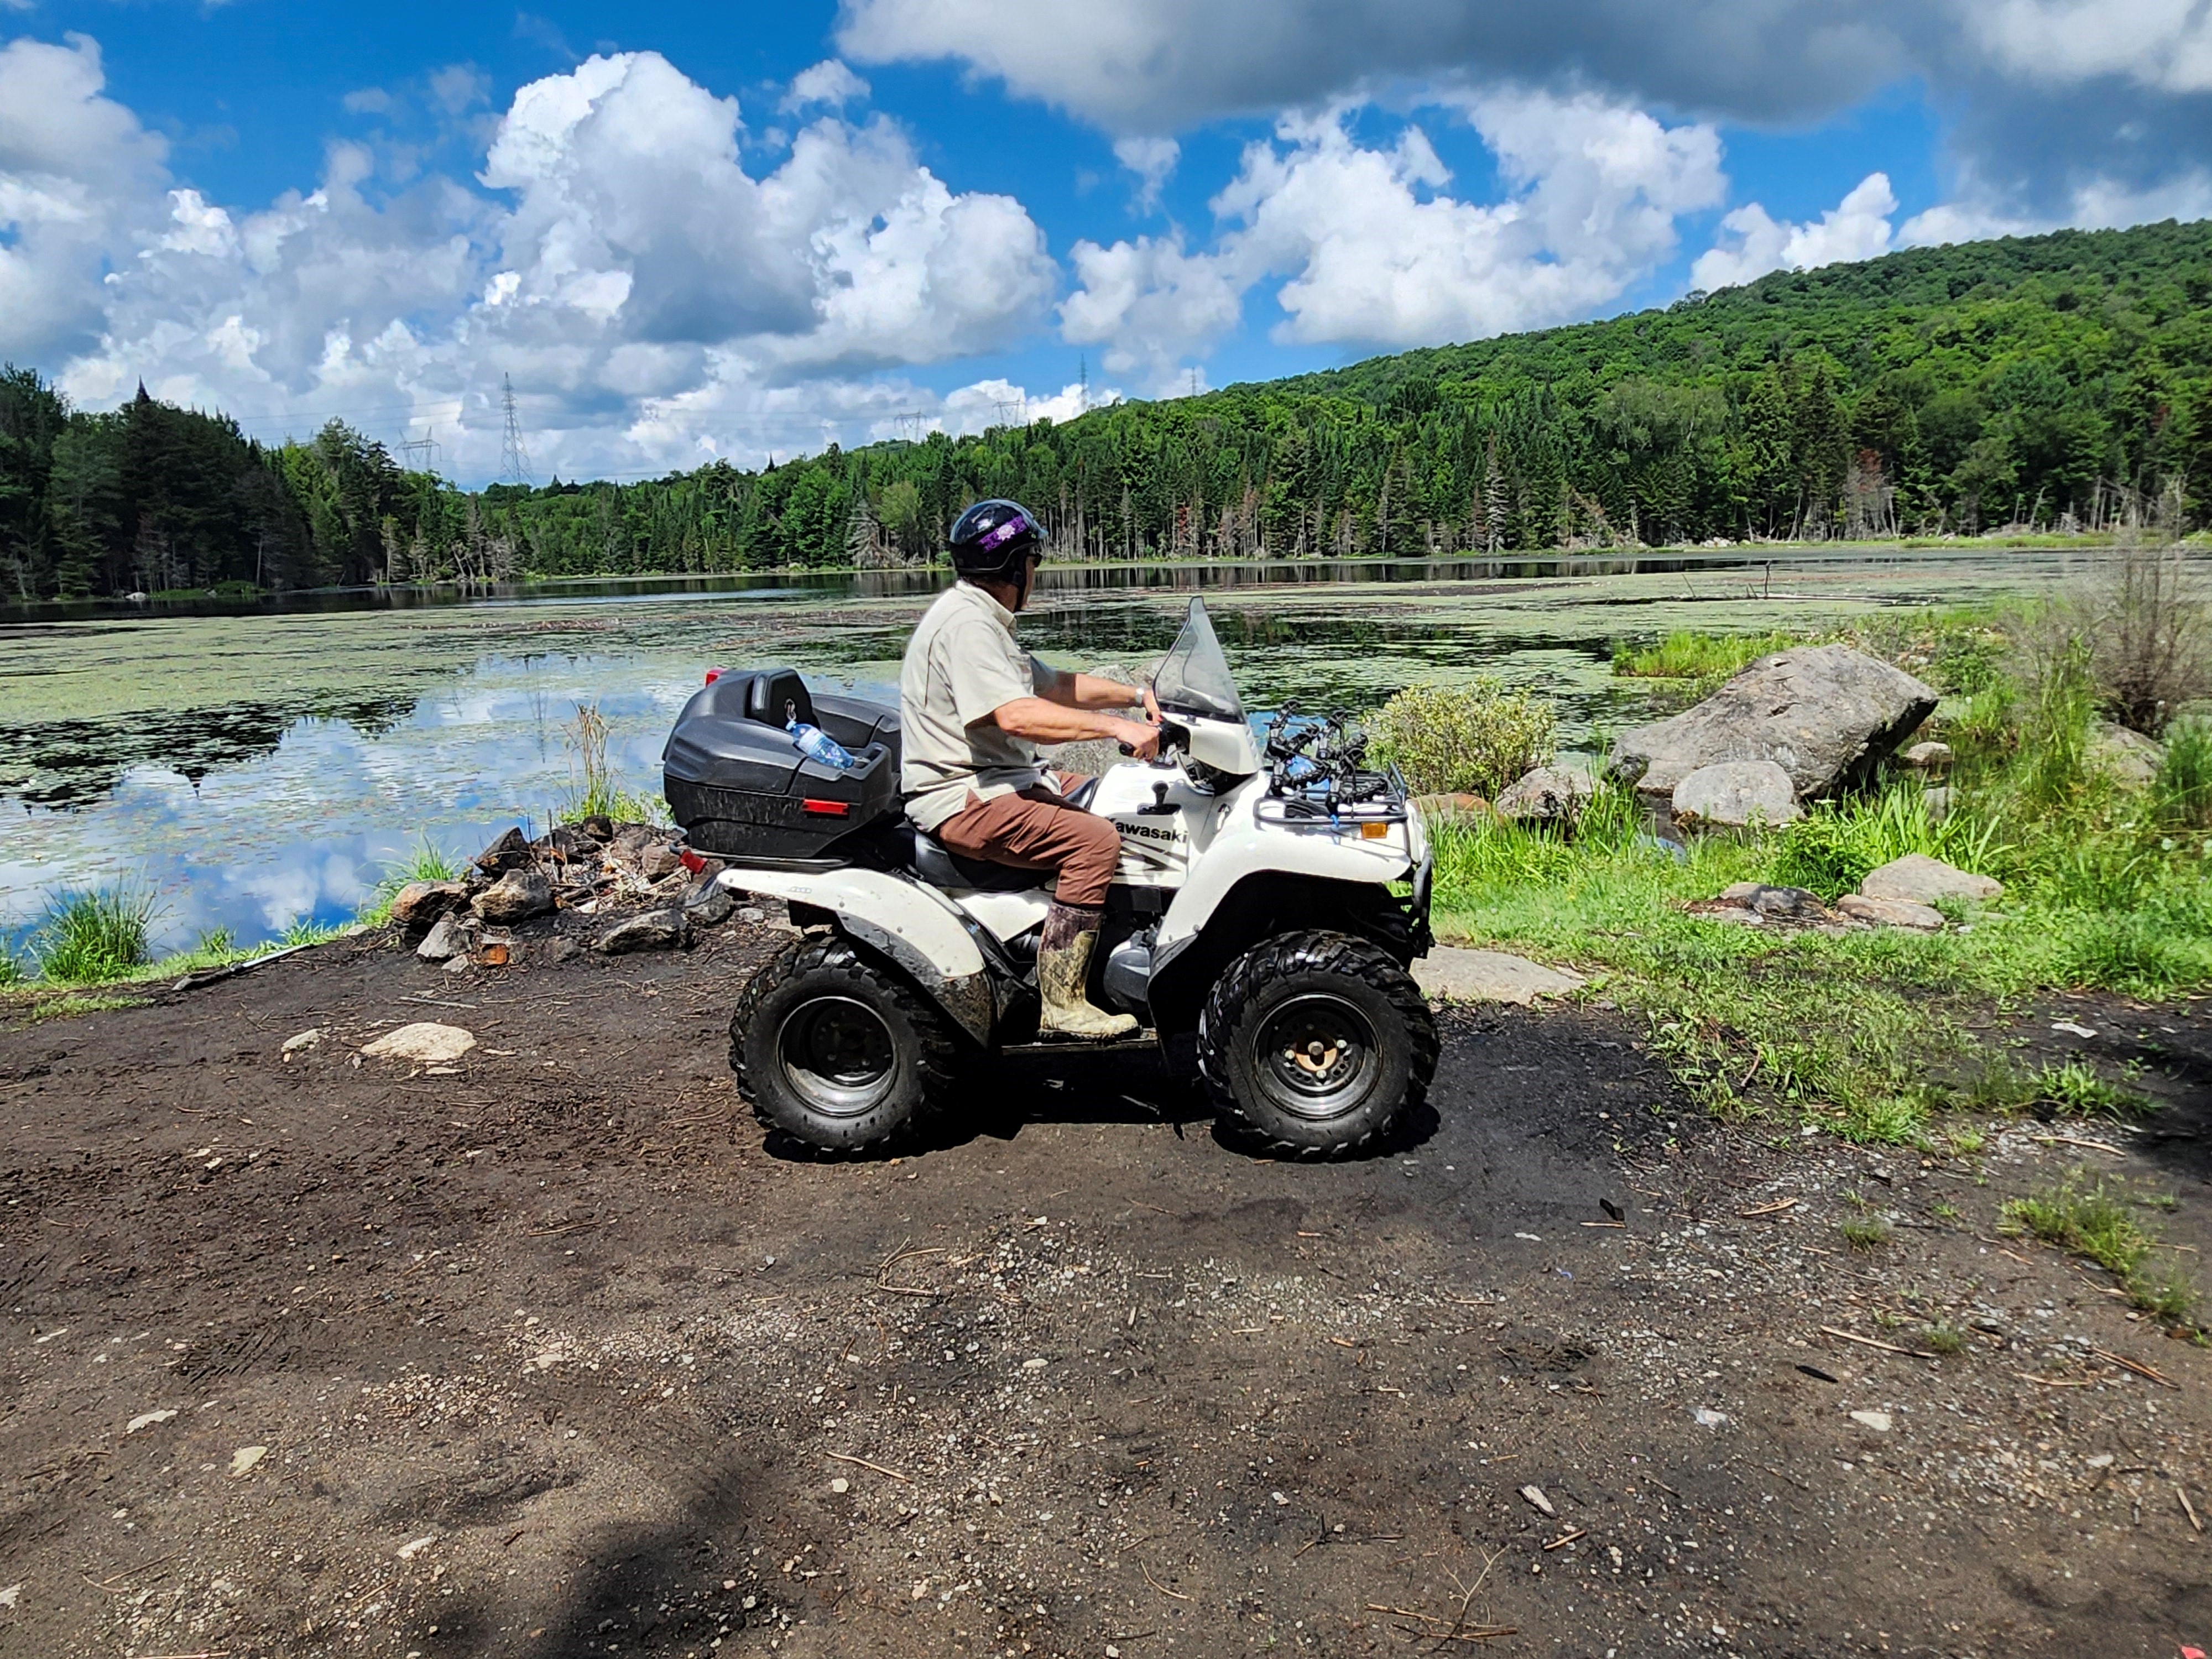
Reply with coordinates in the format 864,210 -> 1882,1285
7,220 -> 2212,607
10,549 -> 2204,1162
7,526 -> 2201,618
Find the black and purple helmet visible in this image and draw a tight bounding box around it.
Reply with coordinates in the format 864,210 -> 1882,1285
948,498 -> 1042,580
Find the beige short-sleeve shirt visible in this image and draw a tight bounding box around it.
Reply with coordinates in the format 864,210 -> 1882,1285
899,581 -> 1051,831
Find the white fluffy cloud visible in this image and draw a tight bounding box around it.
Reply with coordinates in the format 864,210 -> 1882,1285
1062,90 -> 1724,381
19,41 -> 1056,480
1690,171 -> 1898,291
0,34 -> 169,360
838,0 -> 2212,222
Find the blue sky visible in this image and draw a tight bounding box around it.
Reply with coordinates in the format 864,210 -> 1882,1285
4,1 -> 2207,483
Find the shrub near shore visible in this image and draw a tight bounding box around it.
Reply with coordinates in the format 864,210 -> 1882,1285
1430,595 -> 2212,1147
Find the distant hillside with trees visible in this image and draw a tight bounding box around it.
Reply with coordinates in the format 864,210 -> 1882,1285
5,217 -> 2211,600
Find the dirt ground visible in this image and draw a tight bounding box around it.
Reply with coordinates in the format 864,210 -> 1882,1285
2,915 -> 2208,1659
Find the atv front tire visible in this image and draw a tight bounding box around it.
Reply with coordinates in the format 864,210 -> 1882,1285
731,935 -> 956,1152
1198,930 -> 1437,1157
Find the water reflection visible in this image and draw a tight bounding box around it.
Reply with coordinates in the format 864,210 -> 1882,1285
0,551 -> 2088,954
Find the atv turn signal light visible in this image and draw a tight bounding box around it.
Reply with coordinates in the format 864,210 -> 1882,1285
1359,821 -> 1389,839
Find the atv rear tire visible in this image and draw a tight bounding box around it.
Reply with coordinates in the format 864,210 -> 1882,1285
731,935 -> 956,1152
1197,930 -> 1437,1158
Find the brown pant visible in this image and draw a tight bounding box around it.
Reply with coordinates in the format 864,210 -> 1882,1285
933,775 -> 1120,907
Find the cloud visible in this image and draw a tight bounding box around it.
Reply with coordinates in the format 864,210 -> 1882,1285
1690,170 -> 1898,291
784,59 -> 870,111
836,0 -> 2212,223
1061,90 -> 1723,375
1060,231 -> 1240,388
342,87 -> 394,115
0,33 -> 170,361
1111,135 -> 1178,212
33,41 -> 1056,481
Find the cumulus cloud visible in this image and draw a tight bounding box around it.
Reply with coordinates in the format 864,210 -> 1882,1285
1061,90 -> 1723,376
0,33 -> 170,361
1690,171 -> 1898,291
27,40 -> 1056,481
784,59 -> 870,111
1060,231 -> 1241,388
837,0 -> 2212,223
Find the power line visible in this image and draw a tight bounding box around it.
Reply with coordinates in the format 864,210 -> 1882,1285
500,373 -> 535,487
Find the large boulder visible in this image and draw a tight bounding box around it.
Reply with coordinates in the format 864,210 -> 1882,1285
1859,854 -> 2001,905
472,868 -> 554,924
1671,761 -> 1801,828
2088,722 -> 2164,789
1495,766 -> 1592,826
1610,644 -> 1937,800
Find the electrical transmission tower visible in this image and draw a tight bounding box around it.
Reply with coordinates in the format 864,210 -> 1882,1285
1077,354 -> 1088,414
499,374 -> 534,487
893,411 -> 925,444
399,430 -> 442,474
992,394 -> 1027,429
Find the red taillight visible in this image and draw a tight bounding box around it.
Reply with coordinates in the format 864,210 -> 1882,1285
802,798 -> 850,817
704,667 -> 723,685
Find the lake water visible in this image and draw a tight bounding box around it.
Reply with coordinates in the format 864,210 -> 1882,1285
0,549 -> 2099,956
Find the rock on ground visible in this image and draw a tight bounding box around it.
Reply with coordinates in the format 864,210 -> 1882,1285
1415,947 -> 1585,1006
1714,883 -> 1830,921
1671,760 -> 1801,828
473,868 -> 554,924
1837,893 -> 1945,930
2089,721 -> 2166,788
1609,644 -> 1937,799
415,912 -> 474,962
1495,766 -> 1592,826
681,879 -> 737,927
389,880 -> 469,929
1860,853 -> 2002,905
1901,740 -> 1954,769
474,826 -> 531,874
598,909 -> 690,954
359,1022 -> 477,1063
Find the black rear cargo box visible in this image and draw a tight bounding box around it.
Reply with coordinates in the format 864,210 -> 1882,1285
662,668 -> 902,863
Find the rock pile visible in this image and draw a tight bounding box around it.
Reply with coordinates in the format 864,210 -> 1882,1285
1692,854 -> 2003,933
389,818 -> 745,968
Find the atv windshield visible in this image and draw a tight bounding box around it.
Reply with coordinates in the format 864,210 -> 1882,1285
1152,598 -> 1245,722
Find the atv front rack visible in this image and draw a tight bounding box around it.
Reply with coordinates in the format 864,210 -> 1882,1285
1256,705 -> 1410,829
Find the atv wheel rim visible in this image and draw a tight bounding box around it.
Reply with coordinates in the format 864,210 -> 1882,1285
1255,993 -> 1376,1121
777,997 -> 897,1118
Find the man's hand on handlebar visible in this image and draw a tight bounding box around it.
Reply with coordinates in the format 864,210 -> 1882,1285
1109,711 -> 1161,760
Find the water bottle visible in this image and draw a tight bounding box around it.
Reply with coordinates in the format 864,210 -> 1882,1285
786,703 -> 857,771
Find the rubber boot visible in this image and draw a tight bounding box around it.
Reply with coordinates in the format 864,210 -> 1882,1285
1036,903 -> 1138,1040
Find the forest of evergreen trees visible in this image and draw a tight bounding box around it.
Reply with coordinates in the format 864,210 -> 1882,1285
4,217 -> 2211,602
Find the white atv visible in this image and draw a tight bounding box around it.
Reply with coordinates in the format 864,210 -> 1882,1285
662,597 -> 1437,1157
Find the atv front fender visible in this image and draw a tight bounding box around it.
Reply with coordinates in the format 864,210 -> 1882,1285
714,867 -> 996,1046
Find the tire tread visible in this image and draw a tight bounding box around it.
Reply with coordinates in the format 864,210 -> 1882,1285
1197,930 -> 1437,1159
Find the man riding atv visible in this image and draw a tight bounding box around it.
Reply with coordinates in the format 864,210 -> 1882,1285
900,498 -> 1161,1040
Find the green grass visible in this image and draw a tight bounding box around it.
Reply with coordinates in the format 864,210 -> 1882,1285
2000,1175 -> 2199,1327
1424,605 -> 2212,1147
354,835 -> 468,927
1611,629 -> 1805,684
28,886 -> 156,984
2156,717 -> 2212,828
2034,1059 -> 2153,1118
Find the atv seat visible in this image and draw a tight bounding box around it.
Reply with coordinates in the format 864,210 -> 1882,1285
878,821 -> 1047,893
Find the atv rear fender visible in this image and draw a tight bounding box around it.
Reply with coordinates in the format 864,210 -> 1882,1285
713,867 -> 997,1045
